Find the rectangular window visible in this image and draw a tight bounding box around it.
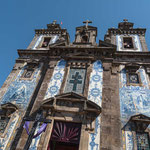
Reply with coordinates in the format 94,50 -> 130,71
41,37 -> 51,48
126,71 -> 142,86
128,73 -> 140,84
23,69 -> 34,78
136,132 -> 150,150
64,68 -> 86,94
0,116 -> 10,134
123,37 -> 134,49
20,68 -> 34,80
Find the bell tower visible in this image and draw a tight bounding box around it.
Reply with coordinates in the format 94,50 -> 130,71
73,20 -> 97,46
105,19 -> 148,52
27,20 -> 70,50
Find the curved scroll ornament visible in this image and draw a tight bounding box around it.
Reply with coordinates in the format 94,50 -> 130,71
51,121 -> 81,144
23,121 -> 47,138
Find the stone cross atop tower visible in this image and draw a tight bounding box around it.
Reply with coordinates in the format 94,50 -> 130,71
83,20 -> 92,28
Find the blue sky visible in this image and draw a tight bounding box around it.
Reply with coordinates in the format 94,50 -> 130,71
0,0 -> 150,87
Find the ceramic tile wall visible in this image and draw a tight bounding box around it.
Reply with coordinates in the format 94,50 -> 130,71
29,60 -> 66,150
0,64 -> 41,150
29,123 -> 41,150
0,64 -> 41,109
0,112 -> 21,150
32,35 -> 43,49
88,60 -> 103,150
119,65 -> 150,149
44,59 -> 66,100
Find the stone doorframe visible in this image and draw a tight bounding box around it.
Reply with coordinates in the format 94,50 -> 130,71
35,92 -> 101,150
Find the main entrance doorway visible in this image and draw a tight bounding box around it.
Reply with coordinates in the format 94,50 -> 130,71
47,121 -> 82,150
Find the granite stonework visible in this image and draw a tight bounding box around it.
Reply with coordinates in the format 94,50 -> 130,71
0,64 -> 41,150
27,59 -> 66,150
88,61 -> 103,150
0,64 -> 41,109
1,20 -> 150,150
29,59 -> 66,149
119,65 -> 150,149
44,59 -> 66,99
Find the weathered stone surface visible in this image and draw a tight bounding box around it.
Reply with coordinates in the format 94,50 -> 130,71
0,20 -> 150,150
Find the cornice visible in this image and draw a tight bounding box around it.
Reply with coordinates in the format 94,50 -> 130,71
108,28 -> 146,36
35,29 -> 67,35
17,47 -> 115,62
115,51 -> 150,56
17,47 -> 150,65
18,46 -> 115,55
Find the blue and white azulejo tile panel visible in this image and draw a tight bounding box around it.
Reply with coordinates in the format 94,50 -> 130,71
116,35 -> 142,52
119,65 -> 150,149
124,124 -> 134,150
88,116 -> 101,150
29,122 -> 41,150
0,112 -> 20,150
119,66 -> 150,127
88,60 -> 103,107
44,59 -> 66,99
0,64 -> 41,109
88,60 -> 103,150
32,35 -> 43,49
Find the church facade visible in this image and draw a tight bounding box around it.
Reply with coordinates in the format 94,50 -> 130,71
0,19 -> 150,150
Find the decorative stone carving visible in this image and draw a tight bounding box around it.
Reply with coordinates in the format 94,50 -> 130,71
40,92 -> 101,131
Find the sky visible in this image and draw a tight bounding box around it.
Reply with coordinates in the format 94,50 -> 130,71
0,0 -> 150,87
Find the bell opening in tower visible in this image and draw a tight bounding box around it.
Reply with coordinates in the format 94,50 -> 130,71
41,37 -> 51,47
47,121 -> 82,150
123,37 -> 134,49
81,35 -> 89,43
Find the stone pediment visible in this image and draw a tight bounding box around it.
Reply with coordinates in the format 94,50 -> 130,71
1,102 -> 18,111
130,114 -> 150,123
125,63 -> 140,72
123,114 -> 150,131
0,102 -> 18,116
54,92 -> 87,100
41,92 -> 101,118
